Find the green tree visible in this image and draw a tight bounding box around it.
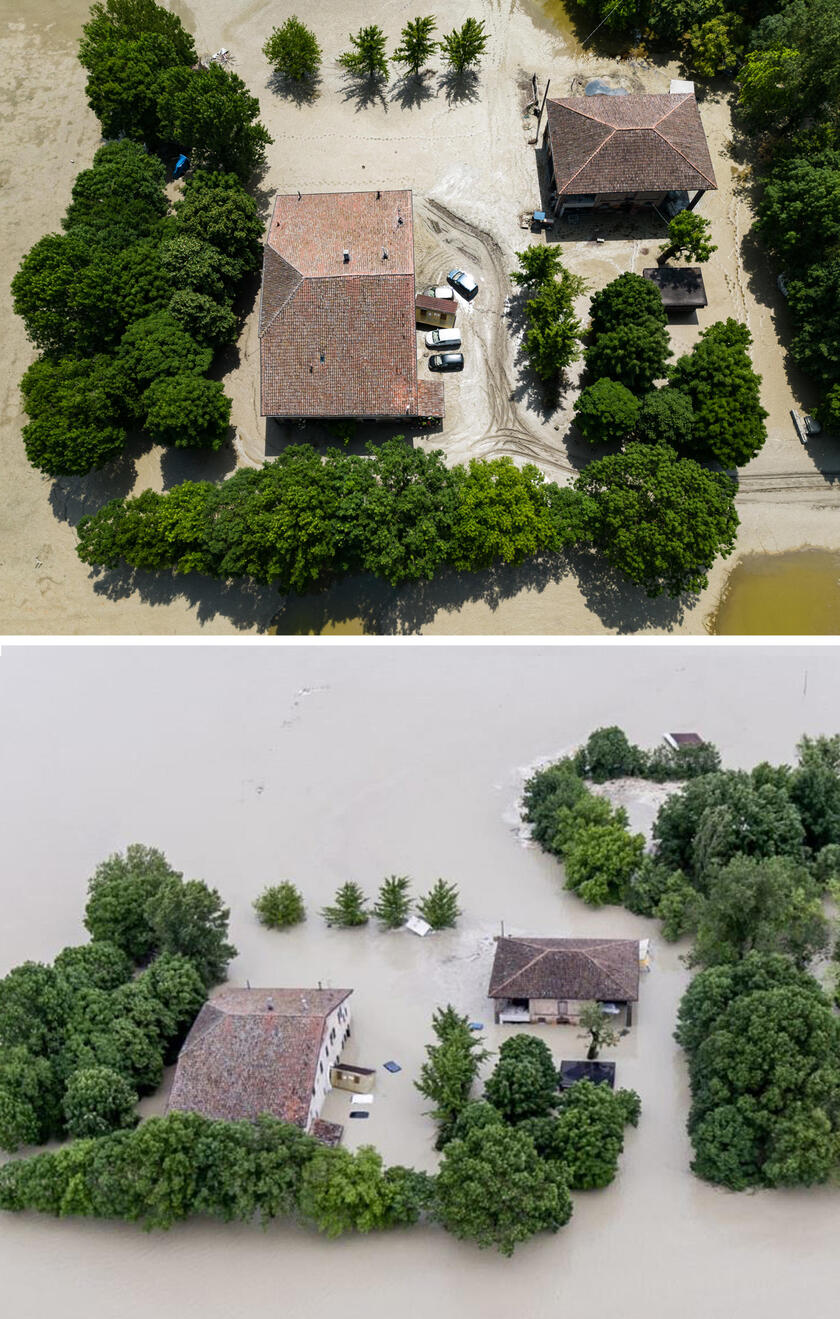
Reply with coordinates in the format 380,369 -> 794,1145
450,458 -> 577,569
415,1007 -> 488,1141
690,854 -> 830,968
440,18 -> 489,74
756,159 -> 840,270
321,882 -> 369,927
657,870 -> 704,941
160,234 -> 237,301
435,1123 -> 572,1255
792,733 -> 840,851
737,47 -> 804,131
659,211 -> 718,267
145,878 -> 237,987
674,951 -> 825,1056
416,879 -> 461,929
372,875 -> 412,929
155,64 -> 273,180
682,15 -> 746,78
522,276 -> 583,384
576,442 -> 738,597
81,33 -> 186,147
577,726 -> 643,782
116,312 -> 212,413
573,377 -> 640,445
84,844 -> 179,962
62,139 -> 168,250
787,261 -> 840,390
53,942 -> 132,995
79,0 -> 196,68
173,172 -> 263,281
62,1066 -> 138,1138
522,1080 -> 640,1188
564,821 -> 645,906
392,16 -> 438,76
577,1002 -> 623,1060
588,271 -> 666,336
20,354 -> 127,476
298,1145 -> 424,1235
0,1048 -> 62,1150
339,26 -> 389,80
253,882 -> 306,930
585,320 -> 672,394
484,1035 -> 558,1121
636,388 -> 695,447
167,290 -> 238,348
510,244 -> 569,289
262,16 -> 322,81
11,233 -> 121,356
142,374 -> 231,450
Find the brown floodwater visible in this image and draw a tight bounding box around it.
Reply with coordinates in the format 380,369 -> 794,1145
2,645 -> 840,1319
710,550 -> 840,635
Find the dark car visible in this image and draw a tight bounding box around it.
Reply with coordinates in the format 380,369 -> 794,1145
429,352 -> 464,372
447,268 -> 478,301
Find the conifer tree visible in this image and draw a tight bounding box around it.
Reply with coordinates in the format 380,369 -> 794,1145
373,875 -> 412,929
392,17 -> 438,76
416,879 -> 461,930
321,882 -> 369,928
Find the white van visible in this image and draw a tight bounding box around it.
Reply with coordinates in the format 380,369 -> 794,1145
424,328 -> 461,350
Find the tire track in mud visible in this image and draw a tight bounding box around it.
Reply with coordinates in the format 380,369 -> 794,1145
422,197 -> 577,476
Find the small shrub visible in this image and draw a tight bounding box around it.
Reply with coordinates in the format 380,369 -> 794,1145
253,882 -> 306,930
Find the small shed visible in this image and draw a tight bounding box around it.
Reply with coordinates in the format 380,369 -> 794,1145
330,1063 -> 376,1094
415,294 -> 457,328
663,732 -> 705,750
643,267 -> 708,310
558,1060 -> 616,1089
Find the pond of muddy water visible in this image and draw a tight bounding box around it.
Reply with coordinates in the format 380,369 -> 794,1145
710,549 -> 840,634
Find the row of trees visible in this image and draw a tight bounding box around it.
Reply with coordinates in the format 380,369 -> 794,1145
254,876 -> 461,930
510,245 -> 586,389
568,0 -> 840,432
571,725 -> 722,783
415,1012 -> 641,1252
0,844 -> 236,1152
264,16 -> 489,83
75,434 -> 739,600
572,273 -> 768,468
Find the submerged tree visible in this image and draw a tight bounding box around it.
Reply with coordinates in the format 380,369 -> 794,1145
577,1002 -> 624,1060
253,882 -> 306,930
416,879 -> 461,929
321,882 -> 369,928
372,875 -> 412,929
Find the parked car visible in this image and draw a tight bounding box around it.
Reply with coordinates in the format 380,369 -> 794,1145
429,352 -> 464,372
421,285 -> 455,301
425,328 -> 461,350
447,269 -> 478,301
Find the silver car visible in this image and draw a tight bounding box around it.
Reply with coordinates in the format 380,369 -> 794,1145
425,328 -> 462,350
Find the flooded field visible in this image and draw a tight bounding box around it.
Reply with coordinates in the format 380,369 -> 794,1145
2,644 -> 839,1318
711,550 -> 840,634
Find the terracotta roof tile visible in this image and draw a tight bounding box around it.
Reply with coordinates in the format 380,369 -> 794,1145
260,191 -> 442,418
167,987 -> 352,1129
545,94 -> 717,196
488,937 -> 640,1002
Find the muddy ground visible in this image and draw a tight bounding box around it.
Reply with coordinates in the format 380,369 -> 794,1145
2,0 -> 839,634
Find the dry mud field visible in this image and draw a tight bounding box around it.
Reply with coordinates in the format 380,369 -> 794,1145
2,644 -> 839,1318
2,0 -> 839,634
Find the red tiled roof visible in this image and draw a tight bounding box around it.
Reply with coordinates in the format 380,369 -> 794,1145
415,294 -> 455,315
260,191 -> 439,418
489,937 -> 640,1002
545,94 -> 717,197
167,987 -> 352,1128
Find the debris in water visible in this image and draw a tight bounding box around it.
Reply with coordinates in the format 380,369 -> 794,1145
383,1060 -> 402,1073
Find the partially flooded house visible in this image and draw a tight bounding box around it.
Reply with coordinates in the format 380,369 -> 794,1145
488,936 -> 640,1026
168,986 -> 352,1144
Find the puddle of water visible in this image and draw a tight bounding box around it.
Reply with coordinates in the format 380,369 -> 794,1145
710,549 -> 840,635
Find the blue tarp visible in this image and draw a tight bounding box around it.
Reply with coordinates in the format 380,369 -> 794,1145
383,1060 -> 402,1073
585,79 -> 627,96
173,154 -> 190,179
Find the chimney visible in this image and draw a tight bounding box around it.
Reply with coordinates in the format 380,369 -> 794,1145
266,996 -> 274,1012
397,216 -> 403,227
376,190 -> 381,200
382,248 -> 388,260
343,249 -> 350,263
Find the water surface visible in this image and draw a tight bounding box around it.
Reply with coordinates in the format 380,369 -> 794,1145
711,550 -> 840,635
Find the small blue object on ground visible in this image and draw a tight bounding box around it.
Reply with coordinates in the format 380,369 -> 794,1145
349,1110 -> 370,1119
383,1060 -> 401,1073
468,1022 -> 484,1031
173,153 -> 190,179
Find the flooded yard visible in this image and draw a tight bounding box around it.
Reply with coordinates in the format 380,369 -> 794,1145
710,550 -> 840,634
1,644 -> 839,1318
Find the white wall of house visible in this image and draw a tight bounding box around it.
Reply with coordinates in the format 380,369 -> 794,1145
306,998 -> 352,1129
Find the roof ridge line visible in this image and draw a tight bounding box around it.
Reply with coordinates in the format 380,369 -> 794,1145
652,124 -> 716,188
560,125 -> 617,193
492,946 -> 550,996
259,248 -> 304,338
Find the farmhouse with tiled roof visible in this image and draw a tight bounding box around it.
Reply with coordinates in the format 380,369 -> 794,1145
488,936 -> 640,1026
543,93 -> 717,217
167,987 -> 352,1140
259,189 -> 443,421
